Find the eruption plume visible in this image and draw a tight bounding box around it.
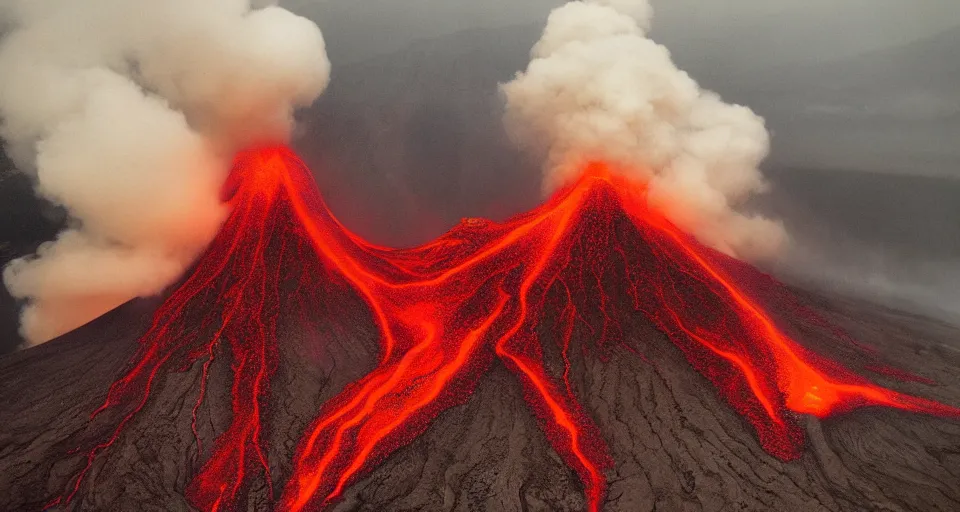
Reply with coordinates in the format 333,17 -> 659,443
502,0 -> 785,261
0,0 -> 330,345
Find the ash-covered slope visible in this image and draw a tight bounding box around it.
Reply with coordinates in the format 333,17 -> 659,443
1,149 -> 959,512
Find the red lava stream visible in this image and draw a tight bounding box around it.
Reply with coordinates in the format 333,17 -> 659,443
51,147 -> 960,512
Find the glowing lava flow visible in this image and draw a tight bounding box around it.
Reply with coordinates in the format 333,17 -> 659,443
56,147 -> 960,511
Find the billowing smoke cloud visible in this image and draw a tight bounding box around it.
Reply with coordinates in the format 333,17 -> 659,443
502,0 -> 785,261
0,0 -> 331,346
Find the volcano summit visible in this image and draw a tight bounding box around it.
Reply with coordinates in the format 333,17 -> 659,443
1,147 -> 958,512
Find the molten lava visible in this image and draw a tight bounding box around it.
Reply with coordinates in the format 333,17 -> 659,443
53,147 -> 960,511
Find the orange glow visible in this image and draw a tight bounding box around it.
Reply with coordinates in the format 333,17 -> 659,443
53,147 -> 960,512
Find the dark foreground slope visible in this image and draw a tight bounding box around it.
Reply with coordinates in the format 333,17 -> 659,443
1,150 -> 958,511
1,284 -> 959,511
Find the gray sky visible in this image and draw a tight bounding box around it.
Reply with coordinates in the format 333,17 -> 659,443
281,0 -> 960,179
281,0 -> 960,64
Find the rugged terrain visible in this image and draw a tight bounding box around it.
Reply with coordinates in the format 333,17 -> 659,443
1,283 -> 959,511
1,151 -> 958,512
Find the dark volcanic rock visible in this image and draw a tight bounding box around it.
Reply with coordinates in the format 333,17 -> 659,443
0,285 -> 958,512
1,147 -> 958,512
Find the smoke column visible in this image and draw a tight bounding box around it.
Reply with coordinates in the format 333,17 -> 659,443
502,0 -> 786,261
0,0 -> 330,346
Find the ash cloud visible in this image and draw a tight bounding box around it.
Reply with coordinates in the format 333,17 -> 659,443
502,0 -> 786,261
0,0 -> 331,346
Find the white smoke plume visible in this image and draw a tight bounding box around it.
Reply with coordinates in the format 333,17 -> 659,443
502,0 -> 786,261
0,0 -> 331,346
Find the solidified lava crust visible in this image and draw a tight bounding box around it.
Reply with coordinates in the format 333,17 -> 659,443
45,147 -> 960,512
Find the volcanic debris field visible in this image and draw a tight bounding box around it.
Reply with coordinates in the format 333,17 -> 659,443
1,148 -> 959,512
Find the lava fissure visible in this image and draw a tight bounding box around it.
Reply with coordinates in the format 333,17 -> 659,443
52,147 -> 960,512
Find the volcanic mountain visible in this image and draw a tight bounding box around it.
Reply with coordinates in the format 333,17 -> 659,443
1,148 -> 959,512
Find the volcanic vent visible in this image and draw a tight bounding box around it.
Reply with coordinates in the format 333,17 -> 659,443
1,147 -> 958,511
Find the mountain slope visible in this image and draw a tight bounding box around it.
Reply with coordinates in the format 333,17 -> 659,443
4,293 -> 959,511
1,149 -> 958,511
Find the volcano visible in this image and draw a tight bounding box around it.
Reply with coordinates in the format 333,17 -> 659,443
1,147 -> 959,512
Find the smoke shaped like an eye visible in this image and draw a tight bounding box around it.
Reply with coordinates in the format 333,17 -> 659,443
0,0 -> 331,346
501,0 -> 786,261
